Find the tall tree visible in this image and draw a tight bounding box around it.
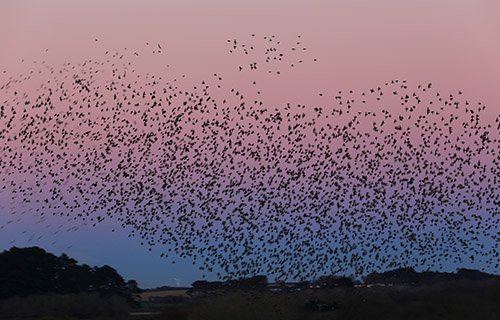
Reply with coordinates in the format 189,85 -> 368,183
0,246 -> 141,304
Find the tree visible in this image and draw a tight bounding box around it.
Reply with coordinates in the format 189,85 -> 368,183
91,265 -> 127,294
237,275 -> 268,289
124,280 -> 142,307
0,246 -> 62,297
364,267 -> 419,284
191,280 -> 210,290
0,246 -> 140,305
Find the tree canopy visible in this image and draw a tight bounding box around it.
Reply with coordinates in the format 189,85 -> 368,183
0,246 -> 141,304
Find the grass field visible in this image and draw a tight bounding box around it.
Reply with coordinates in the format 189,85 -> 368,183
140,289 -> 190,300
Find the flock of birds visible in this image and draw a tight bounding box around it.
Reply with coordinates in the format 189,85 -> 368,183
0,34 -> 499,281
228,34 -> 317,75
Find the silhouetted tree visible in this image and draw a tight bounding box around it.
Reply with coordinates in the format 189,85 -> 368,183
364,267 -> 419,284
191,280 -> 210,290
0,246 -> 141,305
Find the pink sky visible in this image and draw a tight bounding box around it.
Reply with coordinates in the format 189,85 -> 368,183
1,0 -> 499,114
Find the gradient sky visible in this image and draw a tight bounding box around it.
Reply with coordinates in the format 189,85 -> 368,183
1,0 -> 499,288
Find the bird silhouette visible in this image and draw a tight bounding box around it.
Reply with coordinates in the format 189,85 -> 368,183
0,36 -> 498,282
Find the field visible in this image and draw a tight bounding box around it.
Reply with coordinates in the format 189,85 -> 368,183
0,279 -> 498,320
140,289 -> 190,300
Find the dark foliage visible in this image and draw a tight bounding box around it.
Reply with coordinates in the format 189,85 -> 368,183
363,267 -> 499,285
0,246 -> 141,306
313,275 -> 355,288
187,279 -> 500,320
144,285 -> 190,292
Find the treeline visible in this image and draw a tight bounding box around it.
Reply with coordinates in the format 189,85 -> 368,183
318,267 -> 498,287
311,267 -> 499,289
191,275 -> 269,291
363,267 -> 499,285
0,246 -> 141,305
186,268 -> 499,295
144,285 -> 190,292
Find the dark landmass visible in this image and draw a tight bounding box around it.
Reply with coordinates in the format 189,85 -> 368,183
142,286 -> 191,292
183,267 -> 499,298
0,246 -> 141,302
1,246 -> 499,320
182,279 -> 500,320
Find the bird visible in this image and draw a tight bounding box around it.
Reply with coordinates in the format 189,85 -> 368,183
0,35 -> 497,284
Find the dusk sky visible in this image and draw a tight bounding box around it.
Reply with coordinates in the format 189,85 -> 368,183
1,1 -> 499,288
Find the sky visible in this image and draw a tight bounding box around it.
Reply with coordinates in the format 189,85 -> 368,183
0,0 -> 499,288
